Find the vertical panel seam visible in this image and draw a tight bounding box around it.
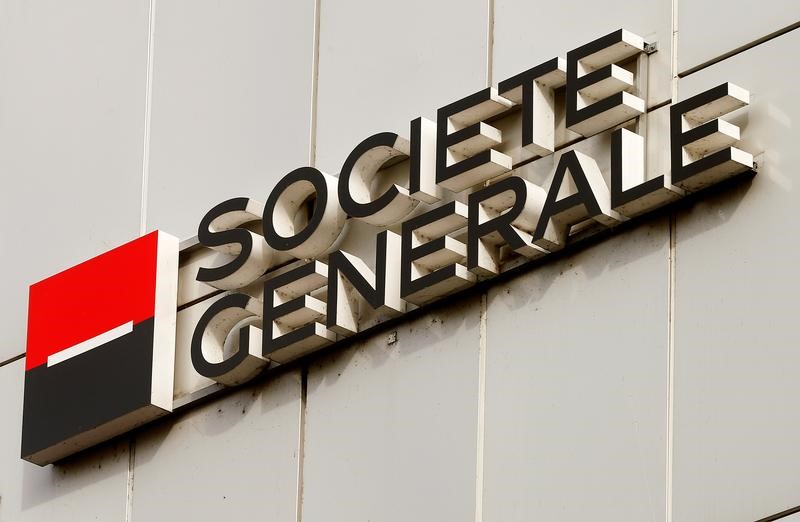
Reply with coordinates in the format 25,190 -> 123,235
308,0 -> 322,167
125,437 -> 136,522
477,1 -> 494,518
296,367 -> 309,522
485,0 -> 495,88
128,0 -> 157,517
139,0 -> 157,236
298,1 -> 319,513
667,3 -> 678,522
665,193 -> 676,505
475,292 -> 488,522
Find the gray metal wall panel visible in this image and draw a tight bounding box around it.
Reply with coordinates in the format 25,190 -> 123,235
145,0 -> 316,239
482,220 -> 669,521
313,0 -> 487,176
0,0 -> 149,364
678,0 -> 800,72
132,370 -> 303,521
673,29 -> 800,522
301,296 -> 482,522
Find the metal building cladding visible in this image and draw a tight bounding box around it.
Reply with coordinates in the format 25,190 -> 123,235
1,1 -> 800,521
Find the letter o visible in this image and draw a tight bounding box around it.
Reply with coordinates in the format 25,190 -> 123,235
263,167 -> 346,259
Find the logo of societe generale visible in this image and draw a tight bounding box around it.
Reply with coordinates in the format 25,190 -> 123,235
22,231 -> 178,465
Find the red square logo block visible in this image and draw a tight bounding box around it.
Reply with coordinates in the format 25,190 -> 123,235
22,231 -> 179,465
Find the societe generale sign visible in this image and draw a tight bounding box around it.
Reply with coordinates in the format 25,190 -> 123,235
21,29 -> 756,465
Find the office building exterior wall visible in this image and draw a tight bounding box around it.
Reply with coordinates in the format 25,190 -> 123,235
1,1 -> 799,521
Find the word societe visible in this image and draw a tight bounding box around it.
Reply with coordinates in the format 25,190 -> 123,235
191,29 -> 754,386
